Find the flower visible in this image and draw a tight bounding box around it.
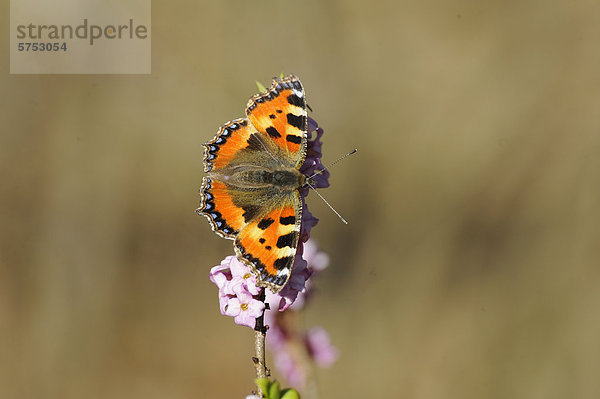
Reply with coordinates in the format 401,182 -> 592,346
273,347 -> 307,388
209,256 -> 264,327
289,239 -> 330,311
229,256 -> 261,296
223,290 -> 265,328
266,246 -> 311,312
305,327 -> 339,367
301,117 -> 330,190
299,202 -> 319,243
267,325 -> 339,388
303,239 -> 330,273
209,260 -> 232,291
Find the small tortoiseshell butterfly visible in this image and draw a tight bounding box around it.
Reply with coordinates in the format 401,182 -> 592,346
197,74 -> 310,293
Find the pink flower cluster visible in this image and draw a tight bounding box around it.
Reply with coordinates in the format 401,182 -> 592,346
210,240 -> 339,388
209,255 -> 265,328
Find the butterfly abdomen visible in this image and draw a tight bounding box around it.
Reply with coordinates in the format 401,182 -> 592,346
221,167 -> 304,190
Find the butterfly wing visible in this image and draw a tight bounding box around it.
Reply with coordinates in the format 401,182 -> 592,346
201,118 -> 259,173
234,192 -> 302,292
246,74 -> 308,168
198,118 -> 261,238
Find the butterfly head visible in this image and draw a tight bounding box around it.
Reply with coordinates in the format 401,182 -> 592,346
303,174 -> 317,189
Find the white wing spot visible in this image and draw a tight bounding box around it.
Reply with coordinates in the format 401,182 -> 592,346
278,268 -> 290,277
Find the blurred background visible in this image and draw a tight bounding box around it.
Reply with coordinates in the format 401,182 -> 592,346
2,1 -> 600,398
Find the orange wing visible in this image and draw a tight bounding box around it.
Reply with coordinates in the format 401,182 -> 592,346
246,74 -> 308,168
234,197 -> 302,292
197,177 -> 247,238
202,118 -> 258,172
198,118 -> 260,237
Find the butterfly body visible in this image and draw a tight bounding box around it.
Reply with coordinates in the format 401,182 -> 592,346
198,75 -> 309,293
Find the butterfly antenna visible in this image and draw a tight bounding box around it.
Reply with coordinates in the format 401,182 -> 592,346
305,181 -> 348,224
308,149 -> 357,179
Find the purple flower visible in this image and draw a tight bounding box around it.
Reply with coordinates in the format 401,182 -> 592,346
299,202 -> 319,243
223,290 -> 265,328
301,117 -> 330,190
305,327 -> 339,367
228,256 -> 261,296
266,244 -> 312,312
289,239 -> 330,310
209,260 -> 232,291
273,347 -> 307,388
303,239 -> 330,272
209,256 -> 264,328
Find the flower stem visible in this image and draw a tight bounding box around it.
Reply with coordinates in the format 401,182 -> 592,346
253,289 -> 269,395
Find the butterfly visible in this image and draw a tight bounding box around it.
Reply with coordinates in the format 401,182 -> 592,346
197,74 -> 310,293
